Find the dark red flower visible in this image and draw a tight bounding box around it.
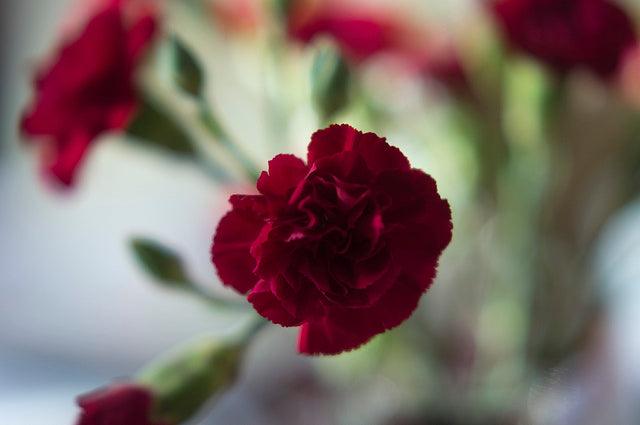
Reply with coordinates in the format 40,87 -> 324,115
492,0 -> 637,77
21,0 -> 157,187
76,383 -> 166,425
212,124 -> 452,355
287,2 -> 407,63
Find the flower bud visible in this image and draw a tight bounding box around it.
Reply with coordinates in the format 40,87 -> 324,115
75,383 -> 166,425
74,332 -> 259,425
310,42 -> 351,121
136,338 -> 244,424
130,238 -> 190,287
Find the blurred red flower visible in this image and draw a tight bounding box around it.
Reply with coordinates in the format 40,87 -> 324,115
492,0 -> 637,77
76,383 -> 166,425
287,1 -> 467,90
620,45 -> 640,105
209,0 -> 265,35
287,1 -> 413,63
212,124 -> 452,355
21,0 -> 157,187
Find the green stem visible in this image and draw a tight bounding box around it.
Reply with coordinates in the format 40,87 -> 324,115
242,316 -> 269,342
134,86 -> 237,183
198,100 -> 261,182
182,282 -> 251,311
193,152 -> 236,183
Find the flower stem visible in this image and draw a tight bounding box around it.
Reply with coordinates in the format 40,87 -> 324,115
183,281 -> 250,311
192,151 -> 236,183
198,100 -> 261,182
134,86 -> 237,183
242,316 -> 269,342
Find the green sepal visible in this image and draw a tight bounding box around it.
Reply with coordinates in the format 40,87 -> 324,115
137,338 -> 245,425
311,44 -> 351,122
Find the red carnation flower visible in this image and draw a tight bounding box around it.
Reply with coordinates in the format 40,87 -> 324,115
287,1 -> 407,63
76,383 -> 167,425
211,124 -> 452,355
21,0 -> 157,187
492,0 -> 637,77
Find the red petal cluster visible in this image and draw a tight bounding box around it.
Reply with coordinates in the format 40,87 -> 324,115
492,0 -> 637,77
76,383 -> 167,425
21,0 -> 157,187
212,125 -> 452,355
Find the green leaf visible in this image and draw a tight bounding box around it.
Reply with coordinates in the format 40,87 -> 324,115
130,238 -> 190,286
170,36 -> 204,98
127,95 -> 197,156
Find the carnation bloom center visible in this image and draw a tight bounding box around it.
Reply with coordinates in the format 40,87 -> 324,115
296,174 -> 382,265
259,170 -> 391,309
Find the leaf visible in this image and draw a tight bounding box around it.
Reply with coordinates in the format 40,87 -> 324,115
130,238 -> 190,286
170,36 -> 204,98
127,95 -> 197,156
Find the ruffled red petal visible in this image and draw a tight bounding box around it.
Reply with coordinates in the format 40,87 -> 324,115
257,154 -> 308,214
48,131 -> 93,187
307,124 -> 410,173
310,151 -> 371,185
375,169 -> 452,282
211,196 -> 267,294
375,168 -> 451,232
248,279 -> 305,326
298,274 -> 424,355
126,12 -> 157,61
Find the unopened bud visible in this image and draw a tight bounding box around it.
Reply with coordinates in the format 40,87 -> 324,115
311,42 -> 351,121
75,382 -> 165,425
130,238 -> 190,287
137,338 -> 245,425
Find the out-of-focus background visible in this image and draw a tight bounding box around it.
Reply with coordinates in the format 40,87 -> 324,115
1,1 -> 246,422
3,0 -> 640,424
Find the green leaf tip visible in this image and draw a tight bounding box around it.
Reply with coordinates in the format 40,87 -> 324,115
130,238 -> 190,286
